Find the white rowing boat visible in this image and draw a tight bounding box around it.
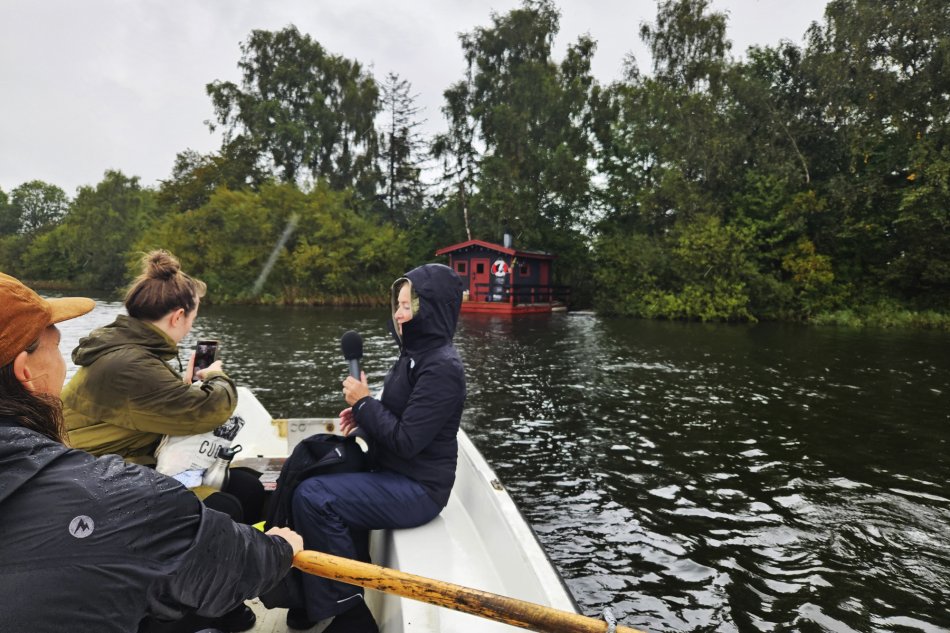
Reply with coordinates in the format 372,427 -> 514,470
229,387 -> 579,632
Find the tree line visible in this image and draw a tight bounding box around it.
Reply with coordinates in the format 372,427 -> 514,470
1,0 -> 948,325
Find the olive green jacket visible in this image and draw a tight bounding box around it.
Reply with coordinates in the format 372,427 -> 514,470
63,315 -> 237,465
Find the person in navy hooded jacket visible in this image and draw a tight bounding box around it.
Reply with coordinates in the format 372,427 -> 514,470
290,263 -> 466,632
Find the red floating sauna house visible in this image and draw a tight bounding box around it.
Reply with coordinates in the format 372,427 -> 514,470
435,231 -> 569,315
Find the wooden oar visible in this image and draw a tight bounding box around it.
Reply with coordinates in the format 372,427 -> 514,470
294,550 -> 646,633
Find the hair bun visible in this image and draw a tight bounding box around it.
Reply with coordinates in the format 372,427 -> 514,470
145,250 -> 181,280
125,249 -> 205,321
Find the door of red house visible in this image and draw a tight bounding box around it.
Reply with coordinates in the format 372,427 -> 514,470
471,258 -> 489,301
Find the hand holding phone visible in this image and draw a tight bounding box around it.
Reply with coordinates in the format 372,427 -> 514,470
191,340 -> 219,383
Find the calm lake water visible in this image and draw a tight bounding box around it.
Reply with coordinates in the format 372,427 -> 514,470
56,297 -> 950,633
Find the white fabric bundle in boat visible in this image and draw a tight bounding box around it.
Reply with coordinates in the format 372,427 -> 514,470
154,414 -> 246,477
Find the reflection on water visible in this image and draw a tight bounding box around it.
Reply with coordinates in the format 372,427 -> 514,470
54,296 -> 950,632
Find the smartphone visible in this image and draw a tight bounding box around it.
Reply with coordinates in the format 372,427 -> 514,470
192,340 -> 219,382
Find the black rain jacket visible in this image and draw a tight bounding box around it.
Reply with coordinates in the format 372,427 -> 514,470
353,263 -> 467,508
0,418 -> 293,633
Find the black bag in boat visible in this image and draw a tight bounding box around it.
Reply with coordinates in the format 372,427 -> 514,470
260,433 -> 367,610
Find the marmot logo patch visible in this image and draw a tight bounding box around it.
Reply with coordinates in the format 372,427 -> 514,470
69,515 -> 95,538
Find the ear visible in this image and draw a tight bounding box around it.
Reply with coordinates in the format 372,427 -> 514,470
12,350 -> 35,391
169,307 -> 186,328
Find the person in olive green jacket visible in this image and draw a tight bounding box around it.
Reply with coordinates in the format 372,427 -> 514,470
63,312 -> 237,463
63,250 -> 236,464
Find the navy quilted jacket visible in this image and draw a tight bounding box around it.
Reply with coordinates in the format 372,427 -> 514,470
353,263 -> 467,507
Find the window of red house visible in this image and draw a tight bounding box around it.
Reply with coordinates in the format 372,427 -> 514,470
475,262 -> 485,274
519,263 -> 530,276
455,261 -> 468,274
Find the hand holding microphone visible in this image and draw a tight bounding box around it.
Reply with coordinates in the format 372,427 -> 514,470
341,330 -> 370,406
340,330 -> 369,453
340,331 -> 371,455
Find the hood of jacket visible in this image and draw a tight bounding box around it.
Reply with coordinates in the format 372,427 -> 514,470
72,314 -> 178,367
391,263 -> 463,354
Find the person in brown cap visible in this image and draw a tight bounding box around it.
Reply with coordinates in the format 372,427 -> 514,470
0,272 -> 94,404
0,272 -> 303,633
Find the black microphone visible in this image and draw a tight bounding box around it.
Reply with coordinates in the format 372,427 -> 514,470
341,330 -> 363,379
340,330 -> 370,456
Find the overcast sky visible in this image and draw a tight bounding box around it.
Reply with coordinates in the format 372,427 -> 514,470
0,0 -> 829,195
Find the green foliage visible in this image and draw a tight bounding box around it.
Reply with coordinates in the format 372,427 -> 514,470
20,171 -> 155,289
9,181 -> 69,235
432,77 -> 479,241
781,238 -> 836,316
287,189 -> 409,297
640,0 -> 730,94
811,298 -> 950,330
137,183 -> 410,303
592,0 -> 950,322
157,140 -> 268,213
798,0 -> 950,304
642,279 -> 753,322
0,234 -> 29,277
379,73 -> 426,227
206,26 -> 380,194
593,231 -> 671,315
887,140 -> 950,308
0,187 -> 17,235
0,186 -> 27,275
663,215 -> 756,321
456,0 -> 596,242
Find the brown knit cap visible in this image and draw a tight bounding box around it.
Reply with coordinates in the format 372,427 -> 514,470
0,272 -> 95,367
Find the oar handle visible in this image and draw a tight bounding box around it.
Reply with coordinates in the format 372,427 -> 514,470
293,550 -> 645,633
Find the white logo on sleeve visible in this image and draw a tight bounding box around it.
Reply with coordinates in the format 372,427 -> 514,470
69,515 -> 95,538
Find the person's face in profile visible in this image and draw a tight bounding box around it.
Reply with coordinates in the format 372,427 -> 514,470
23,326 -> 67,397
394,283 -> 413,335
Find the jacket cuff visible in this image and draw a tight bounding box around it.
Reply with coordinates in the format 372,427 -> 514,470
269,534 -> 295,571
352,396 -> 374,422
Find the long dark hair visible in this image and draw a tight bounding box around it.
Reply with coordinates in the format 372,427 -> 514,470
0,339 -> 66,444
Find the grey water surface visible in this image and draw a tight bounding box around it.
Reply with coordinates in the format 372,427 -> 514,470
57,298 -> 950,633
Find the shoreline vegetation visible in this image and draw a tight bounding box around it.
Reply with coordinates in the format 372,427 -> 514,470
27,279 -> 394,309
3,1 -> 948,331
28,277 -> 950,330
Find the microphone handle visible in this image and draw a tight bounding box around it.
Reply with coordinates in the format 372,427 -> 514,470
344,358 -> 371,455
